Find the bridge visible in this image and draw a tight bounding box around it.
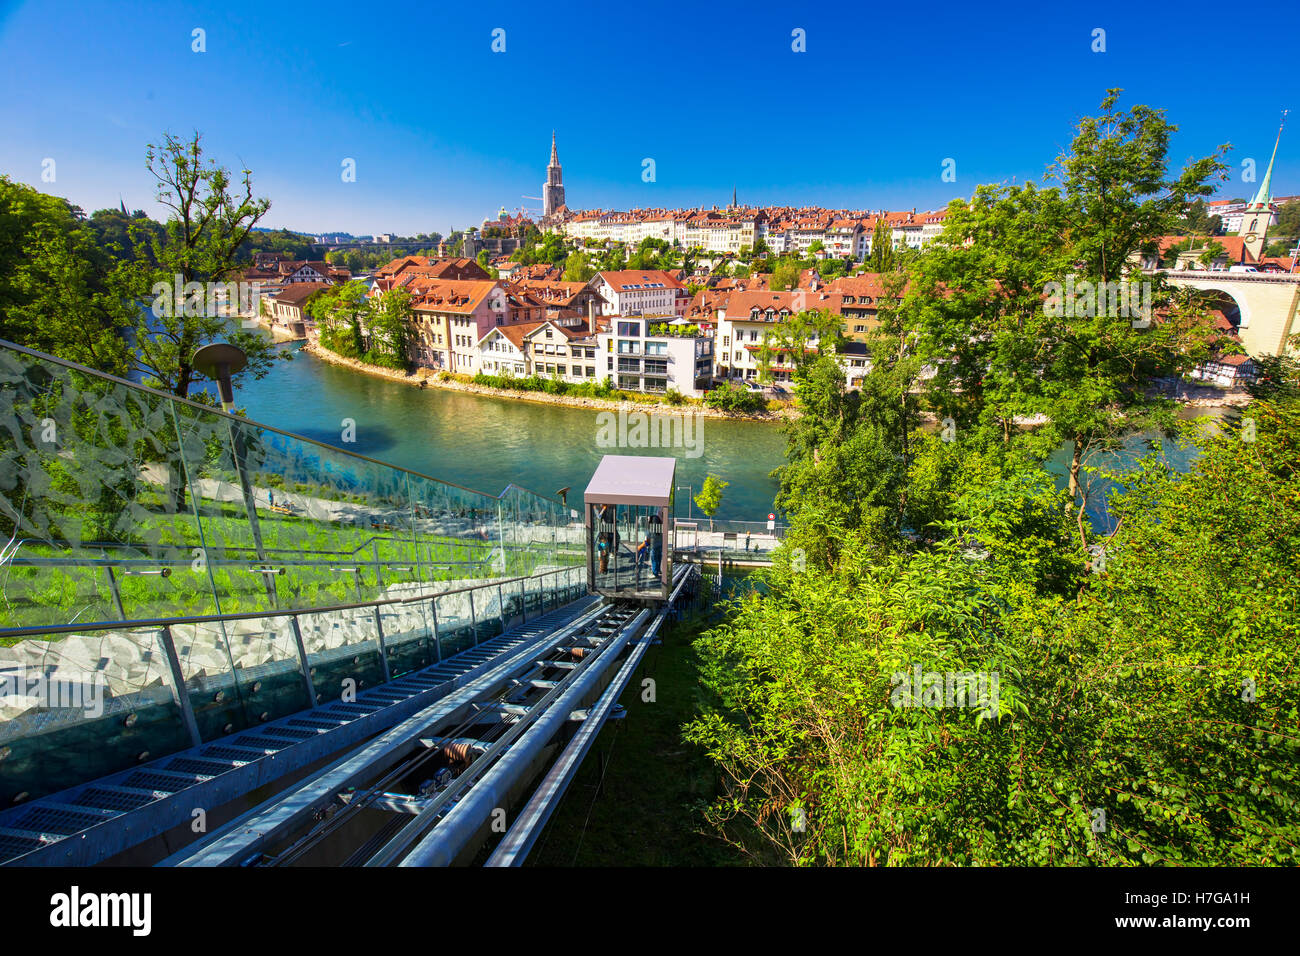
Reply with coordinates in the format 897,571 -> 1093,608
1154,269 -> 1300,356
0,340 -> 704,867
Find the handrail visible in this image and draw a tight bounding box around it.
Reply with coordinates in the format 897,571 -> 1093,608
0,563 -> 581,640
0,337 -> 563,506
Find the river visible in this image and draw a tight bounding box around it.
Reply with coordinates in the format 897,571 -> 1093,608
223,340 -> 787,520
217,339 -> 1230,527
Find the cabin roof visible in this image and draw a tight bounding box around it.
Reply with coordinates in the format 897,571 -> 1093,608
583,455 -> 676,506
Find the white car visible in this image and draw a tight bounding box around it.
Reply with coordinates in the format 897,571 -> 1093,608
1228,265 -> 1258,273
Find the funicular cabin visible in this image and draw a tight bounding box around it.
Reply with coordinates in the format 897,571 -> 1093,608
584,455 -> 674,602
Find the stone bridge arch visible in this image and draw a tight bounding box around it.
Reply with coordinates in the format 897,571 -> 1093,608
1160,272 -> 1300,356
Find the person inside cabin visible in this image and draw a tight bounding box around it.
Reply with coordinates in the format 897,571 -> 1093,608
595,504 -> 619,574
635,513 -> 663,577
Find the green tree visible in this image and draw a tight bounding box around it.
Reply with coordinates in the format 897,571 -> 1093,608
1269,199 -> 1300,240
309,280 -> 369,358
868,218 -> 895,273
112,132 -> 286,400
769,259 -> 801,291
562,251 -> 596,282
905,90 -> 1226,548
756,308 -> 844,383
0,176 -> 130,373
694,474 -> 728,530
364,287 -> 412,369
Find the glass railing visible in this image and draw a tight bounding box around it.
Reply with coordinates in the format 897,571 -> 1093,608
0,565 -> 588,806
0,339 -> 583,631
0,338 -> 599,804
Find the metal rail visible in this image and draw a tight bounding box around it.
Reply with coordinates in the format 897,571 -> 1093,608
485,565 -> 697,866
171,600 -> 618,866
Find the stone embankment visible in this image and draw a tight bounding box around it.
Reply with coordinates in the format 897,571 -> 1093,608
302,344 -> 793,422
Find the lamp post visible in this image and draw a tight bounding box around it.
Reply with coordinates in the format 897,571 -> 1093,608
193,342 -> 277,606
192,342 -> 247,412
676,484 -> 693,520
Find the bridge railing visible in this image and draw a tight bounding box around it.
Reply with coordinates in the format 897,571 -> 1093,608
0,339 -> 579,633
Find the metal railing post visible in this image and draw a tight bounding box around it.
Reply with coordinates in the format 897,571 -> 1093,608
104,565 -> 126,620
498,583 -> 506,633
158,625 -> 202,748
430,598 -> 441,663
468,588 -> 478,646
373,607 -> 391,682
288,614 -> 317,707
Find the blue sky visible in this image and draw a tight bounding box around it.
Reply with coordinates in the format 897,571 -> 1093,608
0,0 -> 1292,235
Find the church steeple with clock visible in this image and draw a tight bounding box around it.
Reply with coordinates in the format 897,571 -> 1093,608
1239,112 -> 1286,263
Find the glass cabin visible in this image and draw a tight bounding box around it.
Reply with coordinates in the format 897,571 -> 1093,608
584,455 -> 675,602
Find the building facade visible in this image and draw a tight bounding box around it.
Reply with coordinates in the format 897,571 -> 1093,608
595,316 -> 713,396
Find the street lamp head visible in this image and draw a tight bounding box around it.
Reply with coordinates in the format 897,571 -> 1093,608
192,342 -> 248,410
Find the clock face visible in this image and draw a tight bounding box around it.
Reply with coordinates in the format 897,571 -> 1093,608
1245,233 -> 1258,243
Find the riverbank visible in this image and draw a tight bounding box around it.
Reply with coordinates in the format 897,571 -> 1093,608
301,342 -> 796,422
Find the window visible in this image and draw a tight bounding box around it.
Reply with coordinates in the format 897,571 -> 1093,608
644,359 -> 667,376
586,366 -> 595,377
617,321 -> 640,336
618,357 -> 641,373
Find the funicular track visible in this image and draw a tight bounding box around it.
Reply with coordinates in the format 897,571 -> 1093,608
0,580 -> 600,867
172,564 -> 698,868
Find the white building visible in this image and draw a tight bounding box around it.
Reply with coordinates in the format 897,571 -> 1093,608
596,316 -> 714,396
589,270 -> 685,318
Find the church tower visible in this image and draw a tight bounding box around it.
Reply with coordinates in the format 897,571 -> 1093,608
1239,112 -> 1287,263
543,131 -> 566,218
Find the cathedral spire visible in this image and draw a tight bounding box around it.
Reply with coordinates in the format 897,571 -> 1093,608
543,131 -> 565,218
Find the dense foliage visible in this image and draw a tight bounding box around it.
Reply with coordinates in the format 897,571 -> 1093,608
686,93 -> 1298,866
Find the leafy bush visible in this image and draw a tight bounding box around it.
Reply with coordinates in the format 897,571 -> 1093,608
703,381 -> 766,414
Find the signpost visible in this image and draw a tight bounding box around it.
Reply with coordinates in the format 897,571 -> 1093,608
767,513 -> 775,532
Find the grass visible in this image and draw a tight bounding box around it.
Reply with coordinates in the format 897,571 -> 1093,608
2,488 -> 579,632
525,612 -> 745,867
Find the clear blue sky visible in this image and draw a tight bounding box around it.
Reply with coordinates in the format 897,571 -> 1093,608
1,0 -> 1291,235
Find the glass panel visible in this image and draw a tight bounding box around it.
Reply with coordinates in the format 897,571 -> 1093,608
591,503 -> 666,597
0,625 -> 188,805
0,347 -> 210,627
298,607 -> 384,705
172,620 -> 243,740
434,589 -> 475,658
382,598 -> 433,679
218,615 -> 312,732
